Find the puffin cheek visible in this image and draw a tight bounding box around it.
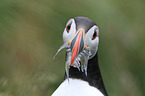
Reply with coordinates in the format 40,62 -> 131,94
89,39 -> 99,58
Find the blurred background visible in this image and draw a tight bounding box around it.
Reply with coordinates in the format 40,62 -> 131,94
0,0 -> 145,96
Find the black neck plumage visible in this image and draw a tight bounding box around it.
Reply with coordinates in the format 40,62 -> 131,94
64,52 -> 108,96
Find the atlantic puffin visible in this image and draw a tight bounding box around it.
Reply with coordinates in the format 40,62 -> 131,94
52,17 -> 108,96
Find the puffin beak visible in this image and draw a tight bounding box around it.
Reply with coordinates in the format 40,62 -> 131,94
70,28 -> 85,66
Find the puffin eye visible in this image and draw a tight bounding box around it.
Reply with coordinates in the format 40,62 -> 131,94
92,28 -> 98,40
66,22 -> 72,33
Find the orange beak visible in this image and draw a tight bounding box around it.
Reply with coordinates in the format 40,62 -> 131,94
70,28 -> 85,66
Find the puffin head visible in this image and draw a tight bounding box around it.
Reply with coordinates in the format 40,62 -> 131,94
54,17 -> 99,80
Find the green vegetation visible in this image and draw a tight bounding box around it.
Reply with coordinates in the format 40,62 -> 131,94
0,0 -> 145,96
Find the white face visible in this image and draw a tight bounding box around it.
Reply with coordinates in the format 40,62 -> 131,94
85,25 -> 99,58
63,18 -> 99,58
63,19 -> 76,43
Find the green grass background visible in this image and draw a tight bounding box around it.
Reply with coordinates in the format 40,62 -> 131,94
0,0 -> 145,96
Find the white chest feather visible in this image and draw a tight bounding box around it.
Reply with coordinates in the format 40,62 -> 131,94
51,78 -> 104,96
